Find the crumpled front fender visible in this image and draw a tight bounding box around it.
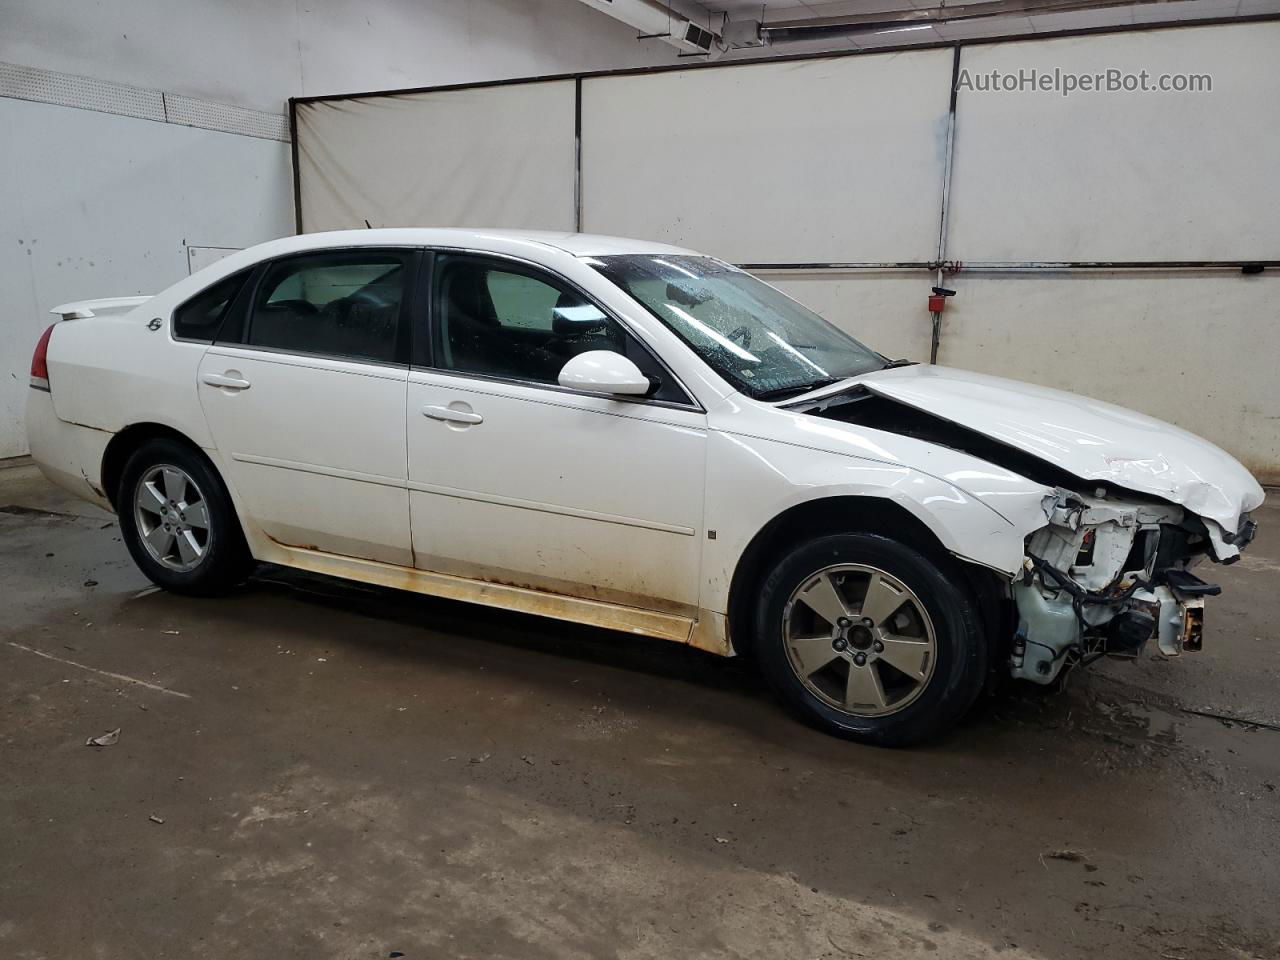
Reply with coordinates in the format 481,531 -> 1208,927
701,429 -> 1057,617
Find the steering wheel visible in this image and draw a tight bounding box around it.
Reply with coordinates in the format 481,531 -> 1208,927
727,325 -> 752,350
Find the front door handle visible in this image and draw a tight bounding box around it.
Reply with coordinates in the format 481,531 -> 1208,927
202,372 -> 251,390
422,404 -> 483,425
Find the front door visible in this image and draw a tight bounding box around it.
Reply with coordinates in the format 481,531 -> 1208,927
197,247 -> 418,565
406,253 -> 707,615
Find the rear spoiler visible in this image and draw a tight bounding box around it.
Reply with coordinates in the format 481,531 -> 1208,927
50,296 -> 152,320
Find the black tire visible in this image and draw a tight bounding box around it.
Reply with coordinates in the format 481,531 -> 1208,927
116,437 -> 252,596
753,533 -> 986,747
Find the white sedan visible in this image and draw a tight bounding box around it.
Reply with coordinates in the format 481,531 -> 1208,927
27,229 -> 1263,745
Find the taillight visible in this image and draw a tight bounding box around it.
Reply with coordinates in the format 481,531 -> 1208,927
30,323 -> 55,391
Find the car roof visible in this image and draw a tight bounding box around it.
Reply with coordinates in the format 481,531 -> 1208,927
262,228 -> 700,259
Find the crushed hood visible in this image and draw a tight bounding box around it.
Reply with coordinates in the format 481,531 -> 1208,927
842,365 -> 1264,533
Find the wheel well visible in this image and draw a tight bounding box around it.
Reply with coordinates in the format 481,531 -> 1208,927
725,496 -> 1012,659
100,423 -> 203,509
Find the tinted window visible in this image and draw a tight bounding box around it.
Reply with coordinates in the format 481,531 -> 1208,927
247,250 -> 411,364
432,255 -> 688,403
173,270 -> 250,342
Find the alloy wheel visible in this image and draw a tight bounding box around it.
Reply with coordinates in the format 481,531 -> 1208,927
133,464 -> 211,572
782,563 -> 937,717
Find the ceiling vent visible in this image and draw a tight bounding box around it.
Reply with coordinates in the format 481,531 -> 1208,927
579,0 -> 721,55
682,21 -> 714,51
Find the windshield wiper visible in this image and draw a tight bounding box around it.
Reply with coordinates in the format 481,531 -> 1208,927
755,377 -> 844,401
881,358 -> 917,369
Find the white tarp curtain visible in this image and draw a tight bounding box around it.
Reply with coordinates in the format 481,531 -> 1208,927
293,23 -> 1280,263
947,24 -> 1280,261
296,80 -> 577,233
580,52 -> 955,264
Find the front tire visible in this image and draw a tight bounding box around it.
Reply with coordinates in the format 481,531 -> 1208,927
753,533 -> 986,747
117,438 -> 251,595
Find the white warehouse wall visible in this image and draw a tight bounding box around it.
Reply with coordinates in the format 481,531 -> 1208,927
0,0 -> 680,113
0,0 -> 677,458
0,98 -> 295,460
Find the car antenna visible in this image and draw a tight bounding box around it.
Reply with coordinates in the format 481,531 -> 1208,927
363,218 -> 372,229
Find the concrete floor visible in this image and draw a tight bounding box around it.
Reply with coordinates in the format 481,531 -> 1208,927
2,460 -> 1278,960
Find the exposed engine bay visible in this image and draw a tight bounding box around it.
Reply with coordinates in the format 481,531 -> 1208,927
1015,488 -> 1235,682
794,386 -> 1259,684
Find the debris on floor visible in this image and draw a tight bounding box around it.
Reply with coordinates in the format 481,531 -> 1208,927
1043,850 -> 1088,864
85,728 -> 120,747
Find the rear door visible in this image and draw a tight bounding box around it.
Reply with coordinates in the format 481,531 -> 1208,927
197,247 -> 420,565
405,252 -> 708,615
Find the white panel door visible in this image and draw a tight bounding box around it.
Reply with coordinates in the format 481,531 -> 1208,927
199,349 -> 411,564
406,252 -> 707,614
406,372 -> 707,614
197,248 -> 415,565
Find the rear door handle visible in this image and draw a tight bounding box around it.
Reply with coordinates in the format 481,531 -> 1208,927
202,372 -> 251,391
422,404 -> 483,425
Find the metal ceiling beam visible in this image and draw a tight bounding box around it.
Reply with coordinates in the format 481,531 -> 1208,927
759,0 -> 1170,40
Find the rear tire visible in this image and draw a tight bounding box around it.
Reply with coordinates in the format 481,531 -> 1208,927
117,438 -> 251,596
753,533 -> 986,747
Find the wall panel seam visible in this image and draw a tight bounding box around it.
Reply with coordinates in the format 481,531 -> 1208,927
0,61 -> 290,142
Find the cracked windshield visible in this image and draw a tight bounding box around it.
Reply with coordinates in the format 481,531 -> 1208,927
588,254 -> 886,400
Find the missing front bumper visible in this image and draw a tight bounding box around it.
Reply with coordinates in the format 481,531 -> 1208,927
1011,581 -> 1208,684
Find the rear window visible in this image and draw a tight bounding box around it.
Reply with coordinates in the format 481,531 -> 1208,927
173,270 -> 250,342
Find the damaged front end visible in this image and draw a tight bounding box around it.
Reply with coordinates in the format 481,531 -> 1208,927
1012,488 -> 1255,683
790,377 -> 1263,687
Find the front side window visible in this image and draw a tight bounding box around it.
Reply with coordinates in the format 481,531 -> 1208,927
173,269 -> 250,342
245,250 -> 411,364
431,255 -> 688,403
588,254 -> 887,400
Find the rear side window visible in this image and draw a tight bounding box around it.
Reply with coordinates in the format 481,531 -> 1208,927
246,250 -> 412,364
173,270 -> 250,342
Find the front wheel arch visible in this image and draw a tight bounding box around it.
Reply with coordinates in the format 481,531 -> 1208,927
726,496 -> 1010,663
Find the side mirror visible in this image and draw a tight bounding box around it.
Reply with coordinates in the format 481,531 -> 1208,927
558,350 -> 651,396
